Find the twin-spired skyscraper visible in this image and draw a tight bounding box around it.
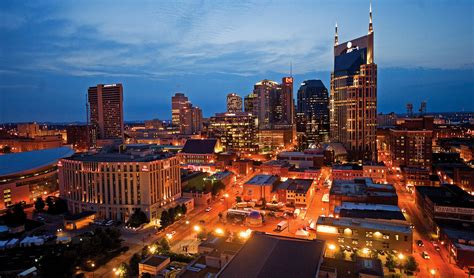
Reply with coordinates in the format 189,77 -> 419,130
330,4 -> 377,161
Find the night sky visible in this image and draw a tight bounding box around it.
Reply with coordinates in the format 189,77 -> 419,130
0,0 -> 473,123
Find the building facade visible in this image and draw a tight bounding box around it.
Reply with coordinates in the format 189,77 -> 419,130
330,10 -> 377,161
226,93 -> 243,113
88,83 -> 124,140
316,216 -> 413,254
59,145 -> 181,222
389,116 -> 433,170
171,93 -> 202,135
208,112 -> 258,154
297,80 -> 330,147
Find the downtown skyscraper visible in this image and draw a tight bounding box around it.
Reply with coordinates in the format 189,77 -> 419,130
297,80 -> 330,148
226,93 -> 243,113
88,83 -> 124,140
330,5 -> 377,161
171,93 -> 202,135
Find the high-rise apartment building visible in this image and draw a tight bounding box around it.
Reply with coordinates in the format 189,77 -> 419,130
297,80 -> 329,147
209,112 -> 258,154
226,93 -> 243,113
88,84 -> 124,140
389,116 -> 433,170
171,93 -> 202,135
330,6 -> 377,161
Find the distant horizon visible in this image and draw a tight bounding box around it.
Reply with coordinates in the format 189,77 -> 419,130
1,1 -> 473,123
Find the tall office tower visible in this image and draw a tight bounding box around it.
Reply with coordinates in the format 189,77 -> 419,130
88,84 -> 124,140
297,80 -> 330,147
330,5 -> 377,161
209,112 -> 258,154
226,93 -> 243,113
191,106 -> 203,134
171,93 -> 202,135
254,79 -> 279,129
279,77 -> 295,126
244,92 -> 257,114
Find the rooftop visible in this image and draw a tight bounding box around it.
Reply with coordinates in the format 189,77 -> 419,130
415,184 -> 474,208
278,179 -> 313,194
317,216 -> 411,234
181,139 -> 218,154
65,144 -> 173,163
218,232 -> 325,278
335,203 -> 405,221
141,255 -> 170,267
245,174 -> 280,186
330,178 -> 395,197
0,146 -> 74,177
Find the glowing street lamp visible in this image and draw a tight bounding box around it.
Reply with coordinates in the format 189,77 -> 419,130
430,269 -> 436,277
148,245 -> 157,254
215,228 -> 224,236
193,225 -> 201,232
362,248 -> 370,255
398,253 -> 405,260
328,244 -> 336,250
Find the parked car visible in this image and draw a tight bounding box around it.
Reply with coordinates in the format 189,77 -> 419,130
421,251 -> 430,259
416,240 -> 424,247
205,207 -> 212,212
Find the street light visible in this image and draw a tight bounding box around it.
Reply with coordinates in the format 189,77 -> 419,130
215,228 -> 224,236
430,268 -> 436,277
193,225 -> 201,232
398,253 -> 405,260
328,244 -> 336,250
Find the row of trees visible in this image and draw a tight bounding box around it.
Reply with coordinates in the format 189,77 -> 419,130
385,254 -> 418,274
3,203 -> 27,226
34,196 -> 68,214
160,204 -> 188,228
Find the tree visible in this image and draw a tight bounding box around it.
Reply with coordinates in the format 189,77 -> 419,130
46,196 -> 54,207
385,254 -> 397,270
335,248 -> 345,260
128,208 -> 149,228
129,253 -> 141,277
35,197 -> 46,211
1,146 -> 12,153
235,196 -> 242,203
403,256 -> 419,273
168,207 -> 176,222
5,203 -> 27,226
211,181 -> 225,195
159,237 -> 170,252
160,210 -> 170,228
181,203 -> 187,215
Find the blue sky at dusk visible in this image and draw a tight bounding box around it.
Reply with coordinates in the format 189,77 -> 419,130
0,0 -> 473,123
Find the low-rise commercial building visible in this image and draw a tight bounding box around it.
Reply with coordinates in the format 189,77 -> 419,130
332,162 -> 387,184
316,216 -> 413,254
139,255 -> 171,277
329,178 -> 397,212
0,135 -> 63,153
415,184 -> 474,231
59,144 -> 181,222
242,174 -> 280,203
276,178 -> 314,207
277,150 -> 325,169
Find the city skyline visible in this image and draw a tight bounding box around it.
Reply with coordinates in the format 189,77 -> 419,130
0,0 -> 473,123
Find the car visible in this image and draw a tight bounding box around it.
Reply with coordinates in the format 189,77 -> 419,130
205,207 -> 212,212
416,240 -> 424,247
435,246 -> 441,251
421,251 -> 430,259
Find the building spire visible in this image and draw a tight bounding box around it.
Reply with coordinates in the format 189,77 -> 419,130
334,21 -> 339,46
369,1 -> 373,34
